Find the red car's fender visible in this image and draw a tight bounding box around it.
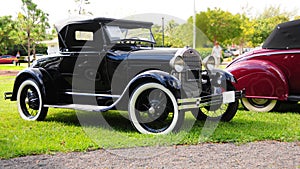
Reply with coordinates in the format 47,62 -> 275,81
226,59 -> 288,100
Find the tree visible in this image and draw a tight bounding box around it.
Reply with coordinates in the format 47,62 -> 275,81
69,0 -> 93,16
251,6 -> 291,46
16,0 -> 50,67
234,14 -> 255,51
152,21 -> 184,48
0,16 -> 16,55
190,8 -> 243,47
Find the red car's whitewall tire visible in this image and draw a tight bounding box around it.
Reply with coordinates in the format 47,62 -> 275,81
241,98 -> 279,112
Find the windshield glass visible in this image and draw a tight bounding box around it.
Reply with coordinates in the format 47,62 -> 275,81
105,25 -> 155,44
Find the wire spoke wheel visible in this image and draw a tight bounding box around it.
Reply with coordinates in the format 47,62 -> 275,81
200,103 -> 229,118
191,82 -> 238,122
17,79 -> 48,121
129,83 -> 183,134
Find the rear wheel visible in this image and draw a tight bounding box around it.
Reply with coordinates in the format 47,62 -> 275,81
17,79 -> 48,121
128,83 -> 184,134
241,98 -> 279,112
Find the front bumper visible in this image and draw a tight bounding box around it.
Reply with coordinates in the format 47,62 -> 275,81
177,90 -> 244,110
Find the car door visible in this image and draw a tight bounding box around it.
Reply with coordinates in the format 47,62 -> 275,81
268,50 -> 300,95
281,51 -> 300,95
57,22 -> 112,94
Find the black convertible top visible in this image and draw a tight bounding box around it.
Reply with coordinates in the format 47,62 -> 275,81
55,17 -> 153,33
262,19 -> 300,49
54,17 -> 154,52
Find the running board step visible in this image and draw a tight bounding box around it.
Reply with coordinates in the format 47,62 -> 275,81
44,104 -> 110,112
288,95 -> 300,101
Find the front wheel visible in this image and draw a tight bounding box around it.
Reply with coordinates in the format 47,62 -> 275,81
128,83 -> 184,134
241,98 -> 279,112
191,82 -> 239,122
17,79 -> 48,121
191,99 -> 239,122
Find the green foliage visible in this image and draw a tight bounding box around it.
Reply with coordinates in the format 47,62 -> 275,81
196,48 -> 212,59
14,0 -> 50,66
0,75 -> 299,159
250,6 -> 290,46
237,15 -> 256,47
152,20 -> 211,48
0,16 -> 16,55
0,3 -> 296,57
190,8 -> 243,46
152,23 -> 185,47
187,6 -> 295,48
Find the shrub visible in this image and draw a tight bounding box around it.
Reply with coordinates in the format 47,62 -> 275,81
196,48 -> 212,59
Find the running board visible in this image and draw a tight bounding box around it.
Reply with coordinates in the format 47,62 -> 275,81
44,104 -> 110,112
288,95 -> 300,101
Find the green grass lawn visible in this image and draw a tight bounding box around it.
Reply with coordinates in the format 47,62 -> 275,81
0,63 -> 27,71
0,76 -> 299,159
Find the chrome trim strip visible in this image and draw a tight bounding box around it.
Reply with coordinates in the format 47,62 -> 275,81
65,92 -> 121,98
44,104 -> 109,112
244,50 -> 300,60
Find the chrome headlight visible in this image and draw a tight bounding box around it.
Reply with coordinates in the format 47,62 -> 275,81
203,55 -> 215,71
170,56 -> 184,72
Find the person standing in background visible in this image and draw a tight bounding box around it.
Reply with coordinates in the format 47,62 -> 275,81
211,41 -> 222,68
16,51 -> 20,66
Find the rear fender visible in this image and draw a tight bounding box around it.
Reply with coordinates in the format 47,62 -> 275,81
11,68 -> 56,103
226,60 -> 288,100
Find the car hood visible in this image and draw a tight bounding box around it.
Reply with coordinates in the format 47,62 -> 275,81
127,48 -> 178,61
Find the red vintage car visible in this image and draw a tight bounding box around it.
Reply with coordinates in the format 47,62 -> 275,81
0,55 -> 17,64
226,19 -> 300,112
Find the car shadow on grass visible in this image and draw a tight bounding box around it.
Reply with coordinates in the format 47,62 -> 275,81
276,102 -> 300,113
45,109 -> 136,132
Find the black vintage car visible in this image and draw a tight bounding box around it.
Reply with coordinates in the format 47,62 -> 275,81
5,17 -> 242,134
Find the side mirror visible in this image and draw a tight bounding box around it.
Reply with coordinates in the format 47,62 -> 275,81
203,55 -> 216,71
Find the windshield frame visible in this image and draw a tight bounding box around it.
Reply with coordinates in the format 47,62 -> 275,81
104,24 -> 156,44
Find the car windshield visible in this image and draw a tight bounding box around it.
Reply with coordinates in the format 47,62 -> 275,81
105,25 -> 155,44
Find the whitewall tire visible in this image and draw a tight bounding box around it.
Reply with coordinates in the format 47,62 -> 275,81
17,79 -> 48,121
128,83 -> 183,134
241,98 -> 279,112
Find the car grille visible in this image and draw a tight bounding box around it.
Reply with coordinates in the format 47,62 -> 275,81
184,56 -> 201,69
182,49 -> 202,81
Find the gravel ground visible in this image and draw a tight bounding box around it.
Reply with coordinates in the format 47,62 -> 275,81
1,141 -> 299,169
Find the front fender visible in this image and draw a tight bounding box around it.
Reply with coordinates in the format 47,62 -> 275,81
111,70 -> 181,110
210,69 -> 237,84
128,70 -> 181,96
11,68 -> 56,103
226,60 -> 288,100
